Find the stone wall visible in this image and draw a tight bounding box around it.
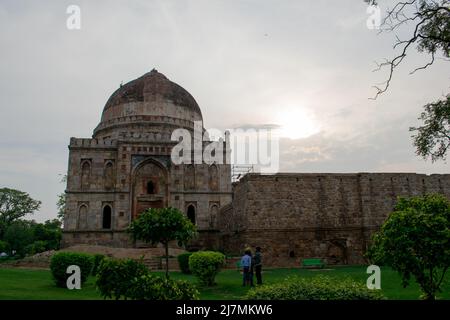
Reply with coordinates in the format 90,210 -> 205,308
218,172 -> 450,266
62,136 -> 232,248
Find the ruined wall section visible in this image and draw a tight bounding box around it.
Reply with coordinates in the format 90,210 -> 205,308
219,173 -> 450,265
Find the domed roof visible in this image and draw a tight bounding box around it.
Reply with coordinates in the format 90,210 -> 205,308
93,69 -> 203,138
103,69 -> 202,116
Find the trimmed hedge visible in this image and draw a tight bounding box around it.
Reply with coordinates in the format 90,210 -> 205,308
177,252 -> 193,274
128,275 -> 199,300
50,252 -> 94,288
95,257 -> 198,300
245,275 -> 385,300
96,257 -> 149,300
189,251 -> 225,286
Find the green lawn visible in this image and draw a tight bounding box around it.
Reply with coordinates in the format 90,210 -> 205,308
0,266 -> 448,300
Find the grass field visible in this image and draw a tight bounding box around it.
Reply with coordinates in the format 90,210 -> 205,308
0,266 -> 448,300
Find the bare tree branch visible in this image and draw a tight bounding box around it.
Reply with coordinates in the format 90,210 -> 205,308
370,0 -> 450,99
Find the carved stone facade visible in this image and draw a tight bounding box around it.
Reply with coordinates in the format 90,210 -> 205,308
62,70 -> 232,247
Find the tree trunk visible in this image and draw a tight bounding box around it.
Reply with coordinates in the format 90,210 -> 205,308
165,242 -> 169,279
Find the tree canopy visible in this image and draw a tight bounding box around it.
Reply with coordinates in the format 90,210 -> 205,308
0,188 -> 41,239
128,207 -> 197,278
367,194 -> 450,300
366,0 -> 450,160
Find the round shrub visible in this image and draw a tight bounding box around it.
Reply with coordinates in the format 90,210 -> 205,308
245,275 -> 385,300
177,252 -> 193,274
128,274 -> 199,300
189,251 -> 225,286
50,252 -> 94,288
95,258 -> 149,300
91,254 -> 105,276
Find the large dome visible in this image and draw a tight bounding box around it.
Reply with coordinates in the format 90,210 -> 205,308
93,69 -> 203,139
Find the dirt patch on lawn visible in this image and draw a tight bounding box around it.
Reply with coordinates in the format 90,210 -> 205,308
3,245 -> 187,269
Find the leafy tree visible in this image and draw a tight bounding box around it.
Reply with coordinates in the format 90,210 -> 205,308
0,240 -> 9,254
0,188 -> 41,240
128,207 -> 197,278
56,175 -> 67,221
56,193 -> 66,221
366,0 -> 450,160
2,218 -> 62,258
410,94 -> 450,161
367,194 -> 450,300
4,220 -> 34,257
32,219 -> 62,251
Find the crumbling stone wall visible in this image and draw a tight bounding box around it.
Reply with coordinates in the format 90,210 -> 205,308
218,173 -> 450,266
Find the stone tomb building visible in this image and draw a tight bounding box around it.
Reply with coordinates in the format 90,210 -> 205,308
63,69 -> 450,266
62,70 -> 232,248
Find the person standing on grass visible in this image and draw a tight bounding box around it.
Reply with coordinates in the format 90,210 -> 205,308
241,249 -> 252,286
249,251 -> 254,286
253,247 -> 262,285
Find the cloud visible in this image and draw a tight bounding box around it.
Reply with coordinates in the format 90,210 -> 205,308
0,0 -> 448,221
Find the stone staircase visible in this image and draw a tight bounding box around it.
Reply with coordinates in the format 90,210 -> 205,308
142,257 -> 162,270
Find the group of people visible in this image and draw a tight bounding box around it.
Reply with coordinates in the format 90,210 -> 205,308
240,246 -> 262,286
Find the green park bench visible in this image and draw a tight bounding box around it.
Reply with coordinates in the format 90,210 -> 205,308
301,258 -> 325,269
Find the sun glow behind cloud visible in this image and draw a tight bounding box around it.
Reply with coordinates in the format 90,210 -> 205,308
275,106 -> 320,140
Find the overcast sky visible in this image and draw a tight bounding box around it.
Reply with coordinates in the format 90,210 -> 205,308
0,0 -> 449,222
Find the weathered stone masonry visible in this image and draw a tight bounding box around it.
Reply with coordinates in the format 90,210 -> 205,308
218,173 -> 450,266
62,69 -> 450,267
62,70 -> 232,248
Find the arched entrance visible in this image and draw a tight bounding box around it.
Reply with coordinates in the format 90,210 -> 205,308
102,205 -> 112,229
187,205 -> 196,225
131,158 -> 168,218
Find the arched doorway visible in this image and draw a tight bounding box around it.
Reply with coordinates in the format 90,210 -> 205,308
131,159 -> 168,218
187,205 -> 196,225
102,205 -> 112,229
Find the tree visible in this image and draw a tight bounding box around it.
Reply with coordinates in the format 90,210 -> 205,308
128,207 -> 197,278
0,188 -> 41,240
367,0 -> 449,98
410,95 -> 450,161
32,219 -> 62,250
4,220 -> 34,257
56,193 -> 66,221
367,194 -> 450,300
366,0 -> 450,160
56,175 -> 67,221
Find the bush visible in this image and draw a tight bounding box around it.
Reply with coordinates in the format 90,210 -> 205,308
245,276 -> 385,300
177,252 -> 193,274
189,251 -> 225,286
96,258 -> 149,300
91,254 -> 106,276
0,240 -> 9,254
24,240 -> 47,255
128,274 -> 199,300
50,252 -> 94,288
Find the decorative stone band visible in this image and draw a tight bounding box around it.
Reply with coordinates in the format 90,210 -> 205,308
93,115 -> 198,136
